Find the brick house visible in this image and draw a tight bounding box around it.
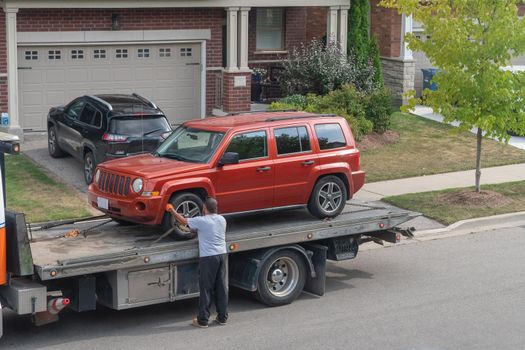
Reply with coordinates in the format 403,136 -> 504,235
0,0 -> 413,138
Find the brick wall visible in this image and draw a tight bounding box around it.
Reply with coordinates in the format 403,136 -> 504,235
306,7 -> 327,42
370,0 -> 401,58
222,72 -> 251,112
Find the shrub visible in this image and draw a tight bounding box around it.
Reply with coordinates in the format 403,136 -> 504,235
364,87 -> 393,133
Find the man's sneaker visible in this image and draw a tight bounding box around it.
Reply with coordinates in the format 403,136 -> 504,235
214,317 -> 227,326
191,318 -> 208,328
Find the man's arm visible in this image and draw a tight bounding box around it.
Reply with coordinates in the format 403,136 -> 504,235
166,204 -> 189,226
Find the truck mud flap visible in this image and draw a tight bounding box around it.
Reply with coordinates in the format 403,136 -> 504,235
302,244 -> 327,297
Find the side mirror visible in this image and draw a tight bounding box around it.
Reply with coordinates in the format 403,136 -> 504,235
218,152 -> 239,166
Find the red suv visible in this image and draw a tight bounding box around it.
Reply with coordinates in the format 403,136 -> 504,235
87,111 -> 365,231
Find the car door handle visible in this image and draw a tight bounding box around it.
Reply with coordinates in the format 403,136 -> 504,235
256,166 -> 271,172
302,160 -> 315,166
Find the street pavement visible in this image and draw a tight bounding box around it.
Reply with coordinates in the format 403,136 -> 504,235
2,225 -> 524,350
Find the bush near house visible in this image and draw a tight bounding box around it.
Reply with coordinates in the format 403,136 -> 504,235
269,85 -> 392,140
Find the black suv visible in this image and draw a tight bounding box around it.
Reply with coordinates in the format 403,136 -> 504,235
47,94 -> 172,184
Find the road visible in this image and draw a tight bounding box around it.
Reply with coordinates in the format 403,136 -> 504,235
2,226 -> 525,350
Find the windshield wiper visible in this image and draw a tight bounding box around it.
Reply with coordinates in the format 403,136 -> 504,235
159,153 -> 192,162
142,128 -> 164,137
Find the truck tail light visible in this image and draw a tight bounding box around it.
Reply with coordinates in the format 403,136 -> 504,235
103,133 -> 128,142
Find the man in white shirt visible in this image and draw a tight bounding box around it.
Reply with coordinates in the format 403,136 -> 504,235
166,197 -> 228,328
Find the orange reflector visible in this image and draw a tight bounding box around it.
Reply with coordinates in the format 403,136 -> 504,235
396,233 -> 401,242
50,270 -> 57,277
379,223 -> 385,228
229,243 -> 238,251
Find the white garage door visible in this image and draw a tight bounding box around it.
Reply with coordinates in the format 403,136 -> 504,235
18,43 -> 202,130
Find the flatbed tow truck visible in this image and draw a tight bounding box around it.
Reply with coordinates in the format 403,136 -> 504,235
0,134 -> 418,338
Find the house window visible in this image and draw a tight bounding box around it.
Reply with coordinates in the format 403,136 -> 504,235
25,50 -> 38,60
116,49 -> 128,59
94,49 -> 107,59
180,47 -> 192,57
138,48 -> 150,58
159,48 -> 171,57
48,50 -> 61,60
71,49 -> 84,59
256,8 -> 284,50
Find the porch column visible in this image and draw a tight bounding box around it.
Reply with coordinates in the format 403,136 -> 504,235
338,5 -> 350,54
400,13 -> 413,60
225,7 -> 239,71
5,8 -> 21,137
238,7 -> 250,71
327,6 -> 339,45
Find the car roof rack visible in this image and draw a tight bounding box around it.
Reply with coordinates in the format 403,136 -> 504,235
228,109 -> 297,116
265,114 -> 337,122
132,93 -> 158,109
87,95 -> 113,111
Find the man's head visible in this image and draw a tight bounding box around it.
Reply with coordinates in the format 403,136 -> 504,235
203,197 -> 218,215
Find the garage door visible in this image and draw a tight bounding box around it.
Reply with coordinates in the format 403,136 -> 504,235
18,43 -> 201,130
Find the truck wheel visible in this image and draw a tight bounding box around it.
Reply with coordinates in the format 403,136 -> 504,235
162,192 -> 203,240
254,250 -> 306,307
84,151 -> 96,184
48,127 -> 67,158
308,175 -> 347,219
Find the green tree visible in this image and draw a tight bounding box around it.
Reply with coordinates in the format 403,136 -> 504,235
380,0 -> 525,192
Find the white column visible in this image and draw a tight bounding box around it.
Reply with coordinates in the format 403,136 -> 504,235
226,7 -> 239,72
400,13 -> 413,60
5,8 -> 21,135
338,5 -> 350,55
327,6 -> 339,45
238,7 -> 250,71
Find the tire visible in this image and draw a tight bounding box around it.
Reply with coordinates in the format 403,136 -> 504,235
84,151 -> 97,185
161,192 -> 203,240
254,250 -> 306,307
308,175 -> 347,219
112,218 -> 137,226
48,127 -> 67,158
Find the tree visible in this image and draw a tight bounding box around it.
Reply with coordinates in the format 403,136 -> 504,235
347,0 -> 384,87
380,0 -> 525,192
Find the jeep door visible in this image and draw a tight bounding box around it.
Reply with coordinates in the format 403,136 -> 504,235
272,125 -> 319,206
215,129 -> 274,213
58,98 -> 85,158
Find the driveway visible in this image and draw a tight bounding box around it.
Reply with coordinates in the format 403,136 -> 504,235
22,132 -> 88,193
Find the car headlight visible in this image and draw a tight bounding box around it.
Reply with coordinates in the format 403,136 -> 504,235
94,169 -> 101,183
132,178 -> 143,193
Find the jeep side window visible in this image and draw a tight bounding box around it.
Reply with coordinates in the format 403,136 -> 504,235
274,126 -> 311,155
79,103 -> 102,128
66,100 -> 85,120
314,123 -> 347,150
225,130 -> 267,161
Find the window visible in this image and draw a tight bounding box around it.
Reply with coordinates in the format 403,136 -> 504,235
314,124 -> 347,150
79,104 -> 102,128
71,49 -> 84,59
180,47 -> 192,57
256,8 -> 284,50
94,49 -> 107,59
116,49 -> 128,59
225,130 -> 268,161
24,50 -> 38,60
48,50 -> 61,60
159,48 -> 171,57
275,126 -> 311,155
138,48 -> 150,58
65,100 -> 85,120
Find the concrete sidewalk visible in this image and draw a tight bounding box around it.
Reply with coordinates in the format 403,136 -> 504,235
354,163 -> 525,201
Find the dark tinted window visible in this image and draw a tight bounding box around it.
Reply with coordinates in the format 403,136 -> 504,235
226,130 -> 267,160
109,116 -> 171,136
275,126 -> 311,155
66,100 -> 85,120
315,123 -> 346,150
79,104 -> 102,127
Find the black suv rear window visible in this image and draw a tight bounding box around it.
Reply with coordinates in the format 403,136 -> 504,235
314,123 -> 346,150
109,116 -> 171,136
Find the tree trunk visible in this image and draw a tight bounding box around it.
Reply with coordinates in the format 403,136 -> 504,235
475,127 -> 482,193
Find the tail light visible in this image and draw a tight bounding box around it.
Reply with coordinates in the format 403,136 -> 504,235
103,133 -> 128,142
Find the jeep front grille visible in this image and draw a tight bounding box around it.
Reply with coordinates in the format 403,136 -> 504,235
98,170 -> 131,196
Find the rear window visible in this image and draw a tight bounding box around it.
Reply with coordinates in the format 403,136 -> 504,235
109,116 -> 171,136
314,123 -> 347,150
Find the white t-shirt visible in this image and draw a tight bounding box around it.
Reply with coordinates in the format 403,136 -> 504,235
187,214 -> 227,257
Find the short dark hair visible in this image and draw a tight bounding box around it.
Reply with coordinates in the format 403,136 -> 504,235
204,197 -> 218,214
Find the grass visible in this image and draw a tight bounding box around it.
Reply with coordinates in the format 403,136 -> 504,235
4,154 -> 93,223
383,181 -> 525,225
360,112 -> 525,182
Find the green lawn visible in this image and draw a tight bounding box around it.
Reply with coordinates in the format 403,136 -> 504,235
360,112 -> 525,182
383,181 -> 525,225
4,154 -> 93,223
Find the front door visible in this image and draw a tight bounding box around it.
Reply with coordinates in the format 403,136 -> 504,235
215,129 -> 274,213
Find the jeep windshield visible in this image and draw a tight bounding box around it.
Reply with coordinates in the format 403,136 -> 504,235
155,126 -> 225,163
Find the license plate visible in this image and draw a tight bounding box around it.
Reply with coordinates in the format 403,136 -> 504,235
97,197 -> 109,210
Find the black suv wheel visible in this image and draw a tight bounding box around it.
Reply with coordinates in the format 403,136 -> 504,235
84,151 -> 96,184
308,175 -> 347,218
48,127 -> 67,158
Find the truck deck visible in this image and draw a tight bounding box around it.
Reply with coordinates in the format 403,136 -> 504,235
28,201 -> 418,281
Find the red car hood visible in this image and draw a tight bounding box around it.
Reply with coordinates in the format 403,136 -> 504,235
99,154 -> 208,179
